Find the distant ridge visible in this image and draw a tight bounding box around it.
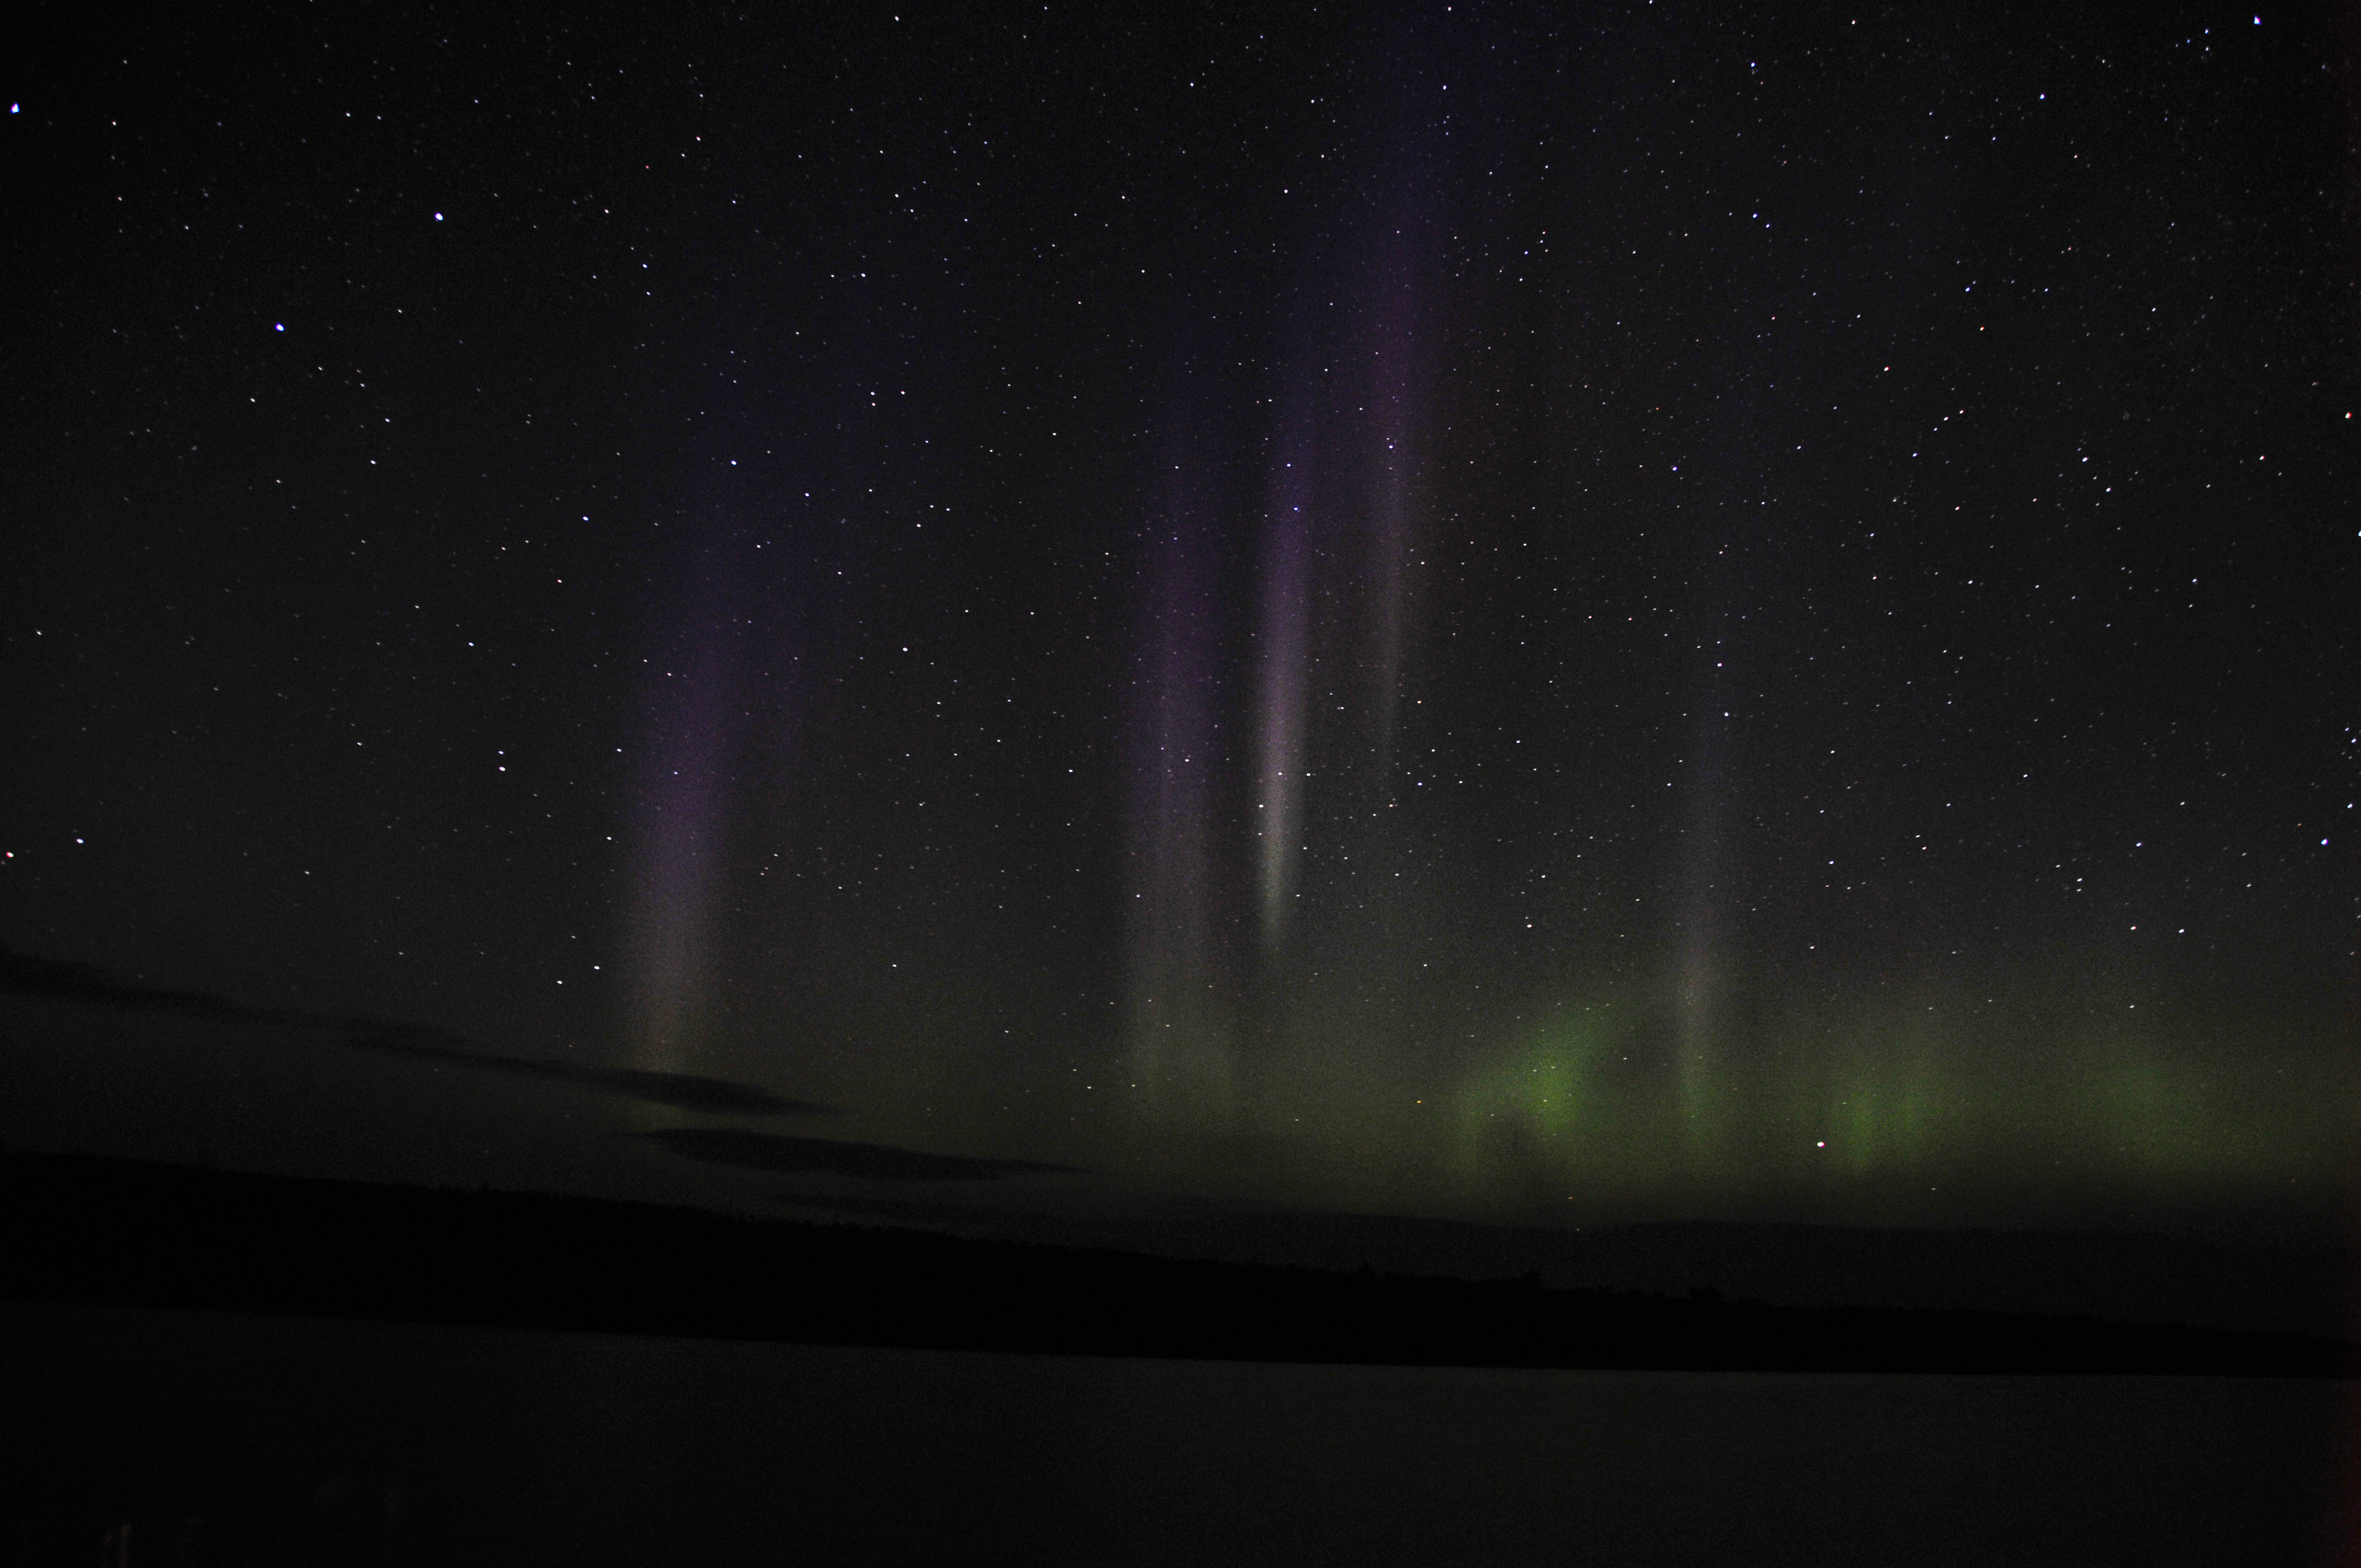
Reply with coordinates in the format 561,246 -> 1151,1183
2,1149 -> 2348,1377
792,1195 -> 2354,1342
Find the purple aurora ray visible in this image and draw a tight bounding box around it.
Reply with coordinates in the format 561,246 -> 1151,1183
1123,424 -> 1238,1128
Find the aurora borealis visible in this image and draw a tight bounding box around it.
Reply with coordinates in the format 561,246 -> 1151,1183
4,0 -> 2357,1238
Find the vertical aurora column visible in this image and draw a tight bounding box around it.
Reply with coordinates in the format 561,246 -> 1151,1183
1255,411 -> 1315,955
623,554 -> 742,1075
1676,513 -> 1747,1149
1123,454 -> 1236,1123
1365,282 -> 1419,786
1675,727 -> 1726,1145
1356,123 -> 1439,792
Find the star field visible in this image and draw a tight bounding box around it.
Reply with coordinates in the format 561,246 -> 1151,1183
3,0 -> 2355,1232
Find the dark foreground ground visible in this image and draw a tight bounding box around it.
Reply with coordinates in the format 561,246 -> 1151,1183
4,1301 -> 2353,1567
2,1148 -> 2349,1377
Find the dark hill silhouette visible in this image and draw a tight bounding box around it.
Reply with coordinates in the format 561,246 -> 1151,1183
766,1192 -> 2353,1342
1,1148 -> 2347,1377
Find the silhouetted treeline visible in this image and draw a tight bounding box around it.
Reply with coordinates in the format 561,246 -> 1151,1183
1,1150 -> 2348,1376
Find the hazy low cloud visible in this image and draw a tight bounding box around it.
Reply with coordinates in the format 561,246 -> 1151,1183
0,948 -> 828,1118
636,1127 -> 1084,1182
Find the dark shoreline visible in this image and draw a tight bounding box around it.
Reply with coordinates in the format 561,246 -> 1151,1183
3,1149 -> 2349,1376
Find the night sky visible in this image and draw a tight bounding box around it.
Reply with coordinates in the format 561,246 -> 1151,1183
6,0 -> 2358,1236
